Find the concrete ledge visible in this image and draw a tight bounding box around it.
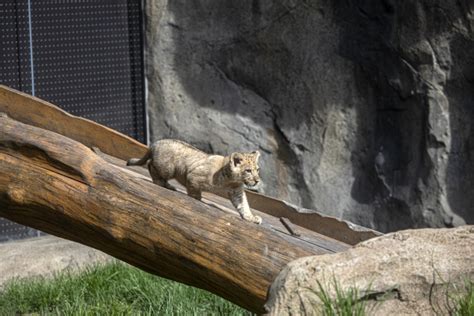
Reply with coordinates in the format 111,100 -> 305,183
0,236 -> 112,288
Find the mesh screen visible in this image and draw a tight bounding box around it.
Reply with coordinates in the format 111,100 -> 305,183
0,0 -> 146,242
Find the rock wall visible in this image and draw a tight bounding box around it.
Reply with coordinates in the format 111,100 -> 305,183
145,0 -> 474,232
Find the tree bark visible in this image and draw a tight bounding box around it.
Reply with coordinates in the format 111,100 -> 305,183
0,114 -> 320,313
0,84 -> 380,246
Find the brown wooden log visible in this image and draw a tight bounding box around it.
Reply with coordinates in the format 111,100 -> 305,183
0,85 -> 146,161
0,85 -> 380,245
0,114 -> 320,313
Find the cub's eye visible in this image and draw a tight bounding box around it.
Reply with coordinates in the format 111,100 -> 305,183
245,169 -> 252,173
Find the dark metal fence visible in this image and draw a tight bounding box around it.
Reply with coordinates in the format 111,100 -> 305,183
0,0 -> 146,242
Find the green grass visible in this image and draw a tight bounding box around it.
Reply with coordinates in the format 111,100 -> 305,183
313,279 -> 371,316
452,280 -> 474,316
1,262 -> 471,316
312,277 -> 474,316
0,261 -> 252,316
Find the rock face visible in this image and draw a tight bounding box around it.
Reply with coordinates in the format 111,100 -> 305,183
145,0 -> 474,232
264,226 -> 474,315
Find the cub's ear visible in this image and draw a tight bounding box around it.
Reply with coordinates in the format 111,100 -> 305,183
252,150 -> 261,162
231,152 -> 244,167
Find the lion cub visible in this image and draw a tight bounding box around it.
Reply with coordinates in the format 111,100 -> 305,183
127,139 -> 262,224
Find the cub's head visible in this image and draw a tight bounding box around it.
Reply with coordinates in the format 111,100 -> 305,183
229,151 -> 261,187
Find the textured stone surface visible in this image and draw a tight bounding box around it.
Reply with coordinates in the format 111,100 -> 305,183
0,236 -> 112,288
145,0 -> 474,232
265,226 -> 474,315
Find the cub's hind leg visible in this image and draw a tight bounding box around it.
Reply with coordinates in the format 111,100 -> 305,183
186,186 -> 202,201
148,164 -> 176,191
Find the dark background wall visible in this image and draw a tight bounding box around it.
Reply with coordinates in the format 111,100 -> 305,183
0,0 -> 146,241
146,0 -> 473,232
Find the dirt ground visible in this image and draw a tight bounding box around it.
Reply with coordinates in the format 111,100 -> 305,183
0,235 -> 112,288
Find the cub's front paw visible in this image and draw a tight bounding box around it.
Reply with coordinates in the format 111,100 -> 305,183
252,215 -> 262,225
243,214 -> 262,225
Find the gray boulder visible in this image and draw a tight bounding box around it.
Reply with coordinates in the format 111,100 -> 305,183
145,0 -> 474,232
265,226 -> 474,315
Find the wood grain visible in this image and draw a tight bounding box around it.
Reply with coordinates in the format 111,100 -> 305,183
0,85 -> 380,245
94,148 -> 351,253
0,85 -> 146,161
0,115 -> 324,313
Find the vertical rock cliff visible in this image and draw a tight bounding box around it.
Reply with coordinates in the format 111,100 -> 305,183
145,0 -> 474,232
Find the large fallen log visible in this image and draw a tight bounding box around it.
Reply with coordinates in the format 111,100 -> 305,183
0,114 -> 321,313
0,85 -> 380,246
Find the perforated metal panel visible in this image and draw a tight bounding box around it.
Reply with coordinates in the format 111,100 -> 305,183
0,0 -> 146,242
0,220 -> 43,243
1,1 -> 33,92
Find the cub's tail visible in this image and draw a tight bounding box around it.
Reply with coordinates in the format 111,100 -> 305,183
127,149 -> 151,166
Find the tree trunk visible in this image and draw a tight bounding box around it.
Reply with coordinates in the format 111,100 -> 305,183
0,84 -> 380,246
0,114 -> 322,313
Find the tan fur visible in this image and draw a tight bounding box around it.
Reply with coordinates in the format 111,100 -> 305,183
127,139 -> 262,224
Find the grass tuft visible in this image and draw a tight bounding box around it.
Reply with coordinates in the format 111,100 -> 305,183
0,261 -> 251,316
452,280 -> 474,316
314,278 -> 371,316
